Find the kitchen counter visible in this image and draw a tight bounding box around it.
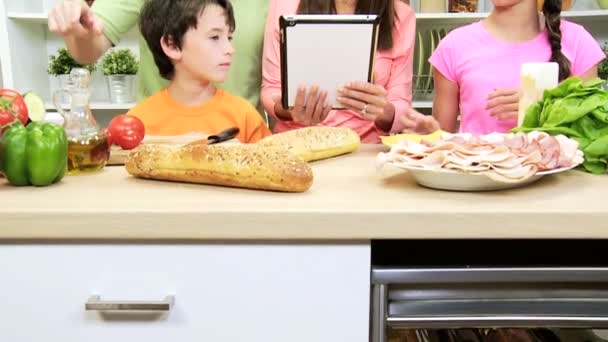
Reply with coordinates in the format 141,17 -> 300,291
1,145 -> 607,241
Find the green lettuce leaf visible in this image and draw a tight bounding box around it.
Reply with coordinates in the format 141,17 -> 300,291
511,76 -> 608,174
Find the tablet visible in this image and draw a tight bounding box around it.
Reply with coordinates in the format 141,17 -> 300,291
279,14 -> 380,109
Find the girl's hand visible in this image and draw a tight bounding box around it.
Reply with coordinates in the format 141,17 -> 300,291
273,85 -> 331,126
336,82 -> 395,127
487,88 -> 520,121
400,108 -> 440,135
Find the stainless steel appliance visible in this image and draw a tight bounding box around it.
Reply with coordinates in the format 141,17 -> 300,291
370,240 -> 608,342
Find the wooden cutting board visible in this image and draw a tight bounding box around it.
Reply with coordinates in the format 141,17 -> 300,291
107,134 -> 207,166
107,134 -> 240,165
108,146 -> 134,165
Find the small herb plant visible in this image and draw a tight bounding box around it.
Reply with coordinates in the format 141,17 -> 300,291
47,48 -> 96,76
101,49 -> 139,75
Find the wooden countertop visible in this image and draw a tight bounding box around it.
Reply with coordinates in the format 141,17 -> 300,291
1,145 -> 607,241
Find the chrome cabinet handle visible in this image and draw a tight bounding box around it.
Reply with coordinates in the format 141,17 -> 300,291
85,295 -> 175,312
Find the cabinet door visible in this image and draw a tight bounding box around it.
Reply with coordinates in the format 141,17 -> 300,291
0,244 -> 370,342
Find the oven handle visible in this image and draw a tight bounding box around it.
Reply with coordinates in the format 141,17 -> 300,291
372,267 -> 608,284
387,316 -> 608,329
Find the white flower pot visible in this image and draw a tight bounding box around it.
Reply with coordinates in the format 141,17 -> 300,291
106,74 -> 135,103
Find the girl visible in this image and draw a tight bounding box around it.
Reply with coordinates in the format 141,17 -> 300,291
402,0 -> 606,135
261,0 -> 416,143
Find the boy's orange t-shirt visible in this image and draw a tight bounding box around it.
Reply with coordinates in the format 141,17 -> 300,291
127,88 -> 271,143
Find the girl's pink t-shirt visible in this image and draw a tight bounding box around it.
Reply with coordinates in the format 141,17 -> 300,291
429,20 -> 605,135
261,0 -> 416,143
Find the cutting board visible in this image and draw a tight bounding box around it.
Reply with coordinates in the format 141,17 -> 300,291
108,146 -> 135,165
107,134 -> 240,165
107,134 -> 207,166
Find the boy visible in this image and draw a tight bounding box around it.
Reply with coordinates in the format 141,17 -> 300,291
49,0 -> 270,117
127,0 -> 271,143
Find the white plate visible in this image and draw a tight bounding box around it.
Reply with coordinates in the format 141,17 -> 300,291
386,162 -> 579,192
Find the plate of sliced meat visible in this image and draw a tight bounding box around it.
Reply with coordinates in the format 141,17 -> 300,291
376,131 -> 584,191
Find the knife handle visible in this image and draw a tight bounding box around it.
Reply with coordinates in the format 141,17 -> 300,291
208,127 -> 240,144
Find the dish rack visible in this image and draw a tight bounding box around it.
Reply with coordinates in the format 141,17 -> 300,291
413,74 -> 434,101
413,27 -> 447,102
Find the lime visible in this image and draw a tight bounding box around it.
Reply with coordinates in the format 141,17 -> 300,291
23,92 -> 46,122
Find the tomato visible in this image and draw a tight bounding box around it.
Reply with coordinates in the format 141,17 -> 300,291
107,114 -> 145,150
0,89 -> 29,128
104,128 -> 113,146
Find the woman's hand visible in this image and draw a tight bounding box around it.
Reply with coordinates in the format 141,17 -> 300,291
487,88 -> 520,121
336,82 -> 395,130
400,108 -> 440,135
273,85 -> 331,126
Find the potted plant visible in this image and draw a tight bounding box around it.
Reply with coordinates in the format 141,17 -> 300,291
48,47 -> 96,102
599,42 -> 608,82
47,48 -> 96,88
101,48 -> 139,103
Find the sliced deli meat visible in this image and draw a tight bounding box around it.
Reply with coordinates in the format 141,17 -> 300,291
377,131 -> 584,183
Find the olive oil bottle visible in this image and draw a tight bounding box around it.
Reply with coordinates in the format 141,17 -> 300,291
53,68 -> 110,174
67,134 -> 110,174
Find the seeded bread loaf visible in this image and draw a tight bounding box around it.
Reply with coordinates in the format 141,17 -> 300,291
256,127 -> 361,162
125,143 -> 313,192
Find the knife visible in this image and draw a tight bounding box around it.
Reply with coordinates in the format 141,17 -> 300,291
207,127 -> 240,144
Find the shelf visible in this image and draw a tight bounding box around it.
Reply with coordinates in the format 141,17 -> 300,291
6,12 -> 48,24
416,12 -> 486,20
5,12 -> 140,37
45,101 -> 135,111
562,9 -> 608,18
10,9 -> 608,24
412,101 -> 432,109
415,9 -> 608,24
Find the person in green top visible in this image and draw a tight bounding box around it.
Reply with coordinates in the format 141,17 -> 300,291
48,0 -> 268,119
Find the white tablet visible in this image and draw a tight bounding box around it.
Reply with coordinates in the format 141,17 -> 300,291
279,14 -> 380,109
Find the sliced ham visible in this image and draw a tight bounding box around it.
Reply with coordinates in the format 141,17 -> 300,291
417,151 -> 448,168
485,164 -> 539,183
502,132 -> 528,150
555,135 -> 584,167
377,131 -> 583,184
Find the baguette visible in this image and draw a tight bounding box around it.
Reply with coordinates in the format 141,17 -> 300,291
125,143 -> 313,192
257,127 -> 361,162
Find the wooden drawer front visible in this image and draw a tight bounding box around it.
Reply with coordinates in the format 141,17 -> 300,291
0,244 -> 370,341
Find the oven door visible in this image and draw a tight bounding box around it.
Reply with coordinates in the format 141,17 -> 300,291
370,240 -> 608,342
371,267 -> 608,342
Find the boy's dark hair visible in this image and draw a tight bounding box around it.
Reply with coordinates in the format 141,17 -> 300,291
139,0 -> 236,80
297,0 -> 396,51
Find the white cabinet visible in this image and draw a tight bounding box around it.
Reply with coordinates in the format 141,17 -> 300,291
0,244 -> 371,342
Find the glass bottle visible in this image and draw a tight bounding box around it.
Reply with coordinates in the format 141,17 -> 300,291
53,68 -> 109,174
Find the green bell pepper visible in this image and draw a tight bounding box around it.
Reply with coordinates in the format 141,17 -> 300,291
0,122 -> 68,186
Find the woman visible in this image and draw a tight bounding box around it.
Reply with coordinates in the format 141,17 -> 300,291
261,0 -> 416,143
402,0 -> 605,135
